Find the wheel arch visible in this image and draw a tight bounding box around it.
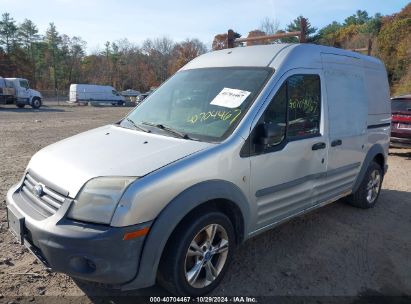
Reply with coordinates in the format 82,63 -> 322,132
121,180 -> 250,290
352,144 -> 387,193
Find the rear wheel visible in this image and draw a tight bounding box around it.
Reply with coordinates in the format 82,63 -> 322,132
346,161 -> 383,209
16,103 -> 25,108
158,211 -> 235,296
31,97 -> 42,109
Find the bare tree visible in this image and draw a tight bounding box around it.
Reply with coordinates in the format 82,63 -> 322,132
260,17 -> 280,35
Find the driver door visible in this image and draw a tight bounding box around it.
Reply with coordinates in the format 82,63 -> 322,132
17,80 -> 30,102
248,71 -> 328,231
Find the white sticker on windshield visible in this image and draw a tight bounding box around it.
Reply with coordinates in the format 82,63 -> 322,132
210,88 -> 251,109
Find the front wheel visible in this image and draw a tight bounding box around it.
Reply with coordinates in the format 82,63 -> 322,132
346,161 -> 383,209
31,97 -> 42,109
158,211 -> 235,296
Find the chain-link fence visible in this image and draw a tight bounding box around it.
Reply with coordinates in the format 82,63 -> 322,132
39,90 -> 70,106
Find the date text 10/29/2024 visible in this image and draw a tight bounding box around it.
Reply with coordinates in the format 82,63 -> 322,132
150,297 -> 258,303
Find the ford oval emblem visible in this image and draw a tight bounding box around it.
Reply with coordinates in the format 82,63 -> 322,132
33,184 -> 43,197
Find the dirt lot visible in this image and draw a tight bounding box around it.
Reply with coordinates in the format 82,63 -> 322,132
0,105 -> 410,302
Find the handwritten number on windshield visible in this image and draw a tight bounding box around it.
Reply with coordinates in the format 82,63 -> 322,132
187,109 -> 242,125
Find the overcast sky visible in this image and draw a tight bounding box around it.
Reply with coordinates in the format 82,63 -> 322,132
0,0 -> 408,52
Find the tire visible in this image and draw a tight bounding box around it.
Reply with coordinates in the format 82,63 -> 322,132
31,97 -> 42,109
157,211 -> 235,296
16,103 -> 25,108
346,161 -> 383,209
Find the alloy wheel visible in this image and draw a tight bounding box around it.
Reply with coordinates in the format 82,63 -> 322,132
184,224 -> 229,288
366,169 -> 381,204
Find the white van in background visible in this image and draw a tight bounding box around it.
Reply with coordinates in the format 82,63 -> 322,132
69,84 -> 125,105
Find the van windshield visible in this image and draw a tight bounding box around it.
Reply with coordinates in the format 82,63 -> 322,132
123,67 -> 272,142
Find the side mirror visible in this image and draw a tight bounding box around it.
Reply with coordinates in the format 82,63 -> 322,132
255,123 -> 284,148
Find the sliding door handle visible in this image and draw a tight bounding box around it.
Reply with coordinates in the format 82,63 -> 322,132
312,142 -> 326,150
331,139 -> 342,147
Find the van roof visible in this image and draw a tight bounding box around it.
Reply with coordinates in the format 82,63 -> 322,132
181,43 -> 383,71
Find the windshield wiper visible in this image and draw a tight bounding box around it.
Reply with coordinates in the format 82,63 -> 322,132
142,121 -> 193,140
124,117 -> 151,133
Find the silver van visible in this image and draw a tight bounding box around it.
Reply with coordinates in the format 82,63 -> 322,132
6,44 -> 391,296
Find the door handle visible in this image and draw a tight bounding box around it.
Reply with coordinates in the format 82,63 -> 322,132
312,142 -> 326,150
331,139 -> 342,147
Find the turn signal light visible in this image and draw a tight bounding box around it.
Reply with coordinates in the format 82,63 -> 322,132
123,227 -> 150,240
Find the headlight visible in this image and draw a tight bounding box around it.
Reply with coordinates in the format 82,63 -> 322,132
67,177 -> 136,224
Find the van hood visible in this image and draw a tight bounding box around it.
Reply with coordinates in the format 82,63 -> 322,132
27,125 -> 212,198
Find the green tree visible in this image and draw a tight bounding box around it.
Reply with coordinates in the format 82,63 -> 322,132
18,19 -> 39,53
45,22 -> 62,91
361,13 -> 383,35
0,13 -> 18,53
313,21 -> 342,46
282,16 -> 317,43
67,36 -> 86,83
344,10 -> 370,26
18,19 -> 40,83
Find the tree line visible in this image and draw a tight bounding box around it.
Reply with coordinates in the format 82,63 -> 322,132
212,5 -> 410,95
1,4 -> 410,95
0,13 -> 206,92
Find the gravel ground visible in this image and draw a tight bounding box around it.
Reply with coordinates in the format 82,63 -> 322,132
0,105 -> 410,302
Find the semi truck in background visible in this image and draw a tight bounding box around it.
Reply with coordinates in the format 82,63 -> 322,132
69,84 -> 125,105
0,77 -> 43,109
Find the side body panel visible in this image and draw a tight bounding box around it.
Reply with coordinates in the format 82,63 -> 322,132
363,60 -> 391,166
321,53 -> 367,197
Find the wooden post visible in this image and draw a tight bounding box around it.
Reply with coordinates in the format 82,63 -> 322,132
227,29 -> 235,48
299,18 -> 307,43
367,38 -> 372,56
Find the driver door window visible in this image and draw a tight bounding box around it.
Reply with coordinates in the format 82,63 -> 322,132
19,80 -> 29,89
251,74 -> 321,154
287,75 -> 321,139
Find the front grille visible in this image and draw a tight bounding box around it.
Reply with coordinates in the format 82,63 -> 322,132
20,172 -> 67,217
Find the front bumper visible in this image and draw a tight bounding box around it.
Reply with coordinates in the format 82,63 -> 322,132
6,184 -> 150,287
390,136 -> 411,148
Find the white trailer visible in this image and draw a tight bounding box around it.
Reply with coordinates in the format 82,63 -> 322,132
0,77 -> 42,109
69,84 -> 125,105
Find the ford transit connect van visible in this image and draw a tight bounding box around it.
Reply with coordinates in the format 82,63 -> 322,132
6,44 -> 391,296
